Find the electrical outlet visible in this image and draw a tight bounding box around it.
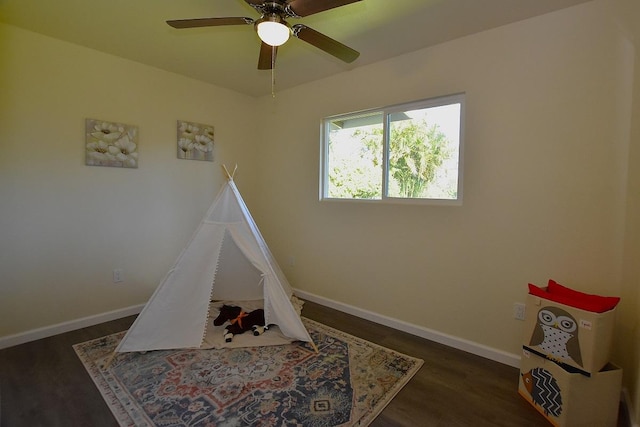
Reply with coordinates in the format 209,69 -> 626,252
113,268 -> 124,283
513,302 -> 526,321
288,256 -> 296,266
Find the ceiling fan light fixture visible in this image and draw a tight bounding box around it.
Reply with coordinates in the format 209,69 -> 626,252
256,15 -> 290,47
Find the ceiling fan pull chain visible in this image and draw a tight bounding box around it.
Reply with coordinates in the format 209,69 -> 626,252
271,46 -> 276,97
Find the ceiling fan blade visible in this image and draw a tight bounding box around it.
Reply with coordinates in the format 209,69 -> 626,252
258,42 -> 278,70
287,0 -> 361,17
166,17 -> 253,29
292,24 -> 359,63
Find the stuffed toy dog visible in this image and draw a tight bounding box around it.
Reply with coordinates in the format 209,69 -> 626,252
213,304 -> 268,342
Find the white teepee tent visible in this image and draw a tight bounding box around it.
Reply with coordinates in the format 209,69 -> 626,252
114,166 -> 313,354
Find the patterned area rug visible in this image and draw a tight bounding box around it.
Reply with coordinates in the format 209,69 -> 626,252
74,318 -> 423,427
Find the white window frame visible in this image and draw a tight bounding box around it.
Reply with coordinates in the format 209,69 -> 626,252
320,93 -> 465,205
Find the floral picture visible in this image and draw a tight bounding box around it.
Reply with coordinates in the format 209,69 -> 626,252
177,120 -> 214,161
85,118 -> 138,168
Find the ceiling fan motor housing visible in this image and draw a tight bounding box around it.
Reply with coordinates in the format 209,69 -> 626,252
250,0 -> 296,18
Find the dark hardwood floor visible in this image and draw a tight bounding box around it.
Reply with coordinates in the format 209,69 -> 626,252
0,301 -> 627,426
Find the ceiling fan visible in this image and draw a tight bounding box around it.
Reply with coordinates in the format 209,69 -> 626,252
166,0 -> 362,70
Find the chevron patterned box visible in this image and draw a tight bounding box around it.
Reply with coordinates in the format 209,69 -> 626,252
518,348 -> 622,427
522,286 -> 618,375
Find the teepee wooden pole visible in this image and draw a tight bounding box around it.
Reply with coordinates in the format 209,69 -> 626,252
221,164 -> 238,180
103,350 -> 117,370
222,164 -> 231,180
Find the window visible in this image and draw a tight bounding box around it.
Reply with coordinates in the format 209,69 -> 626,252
320,93 -> 464,204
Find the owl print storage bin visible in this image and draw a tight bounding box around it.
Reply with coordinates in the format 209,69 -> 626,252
518,349 -> 622,427
522,280 -> 620,376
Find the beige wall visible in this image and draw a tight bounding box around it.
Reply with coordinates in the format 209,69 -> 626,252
621,55 -> 640,425
614,0 -> 640,419
251,1 -> 639,415
253,1 -> 626,355
615,0 -> 640,421
0,23 -> 260,335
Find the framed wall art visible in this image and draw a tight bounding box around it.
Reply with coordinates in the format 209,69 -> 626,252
177,120 -> 214,162
85,118 -> 138,168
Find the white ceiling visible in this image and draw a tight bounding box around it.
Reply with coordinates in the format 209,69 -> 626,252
0,0 -> 592,97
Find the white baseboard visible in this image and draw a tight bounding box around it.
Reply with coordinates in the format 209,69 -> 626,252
294,289 -> 521,368
0,304 -> 144,350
